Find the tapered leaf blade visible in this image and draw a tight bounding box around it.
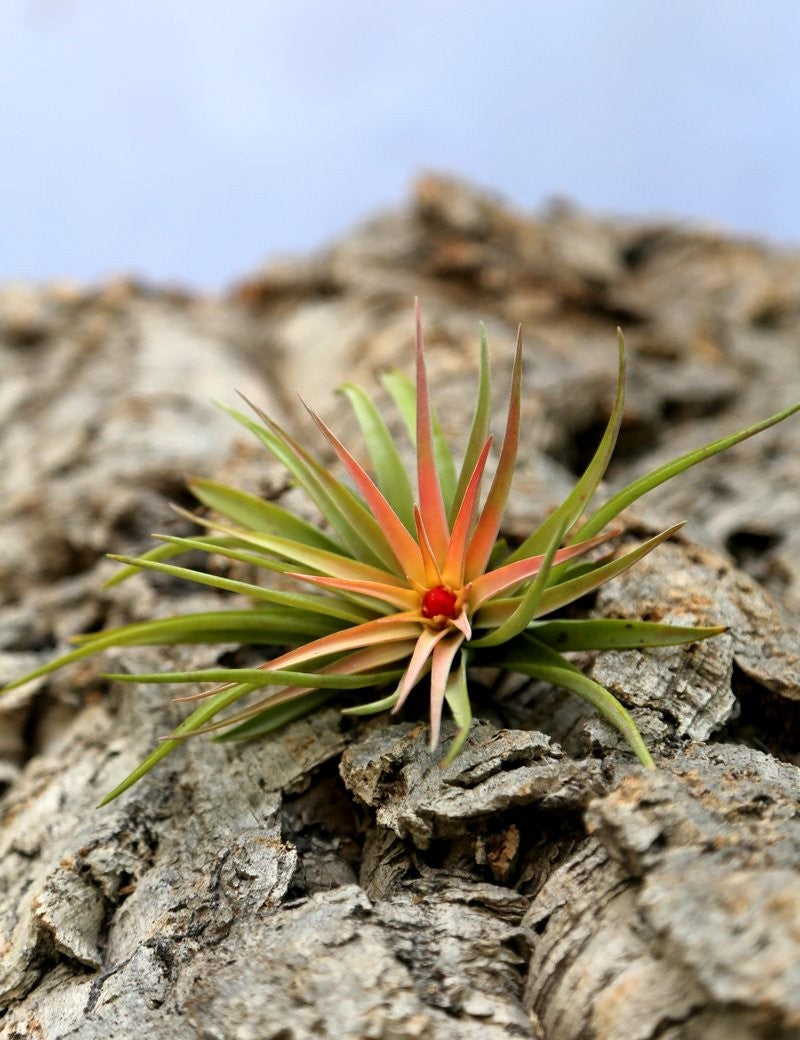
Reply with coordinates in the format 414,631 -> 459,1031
450,324 -> 491,524
576,399 -> 800,541
464,326 -> 523,579
220,400 -> 398,572
341,690 -> 402,716
441,652 -> 472,765
98,679 -> 258,804
1,610 -> 340,694
104,666 -> 405,688
304,404 -> 426,586
526,618 -> 726,651
468,513 -> 571,648
189,478 -> 342,551
108,553 -> 369,624
496,638 -> 654,767
339,382 -> 416,532
506,330 -> 626,562
216,689 -> 335,741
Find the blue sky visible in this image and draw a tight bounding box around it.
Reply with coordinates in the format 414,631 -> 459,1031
2,1 -> 799,287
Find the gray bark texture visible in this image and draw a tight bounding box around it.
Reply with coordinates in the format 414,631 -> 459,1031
1,175 -> 799,1039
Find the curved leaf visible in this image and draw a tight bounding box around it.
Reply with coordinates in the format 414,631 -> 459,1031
467,513 -> 571,648
216,689 -> 335,742
339,382 -> 416,532
496,638 -> 654,767
189,478 -> 342,551
507,329 -> 626,561
108,553 -> 369,623
441,652 -> 472,765
451,323 -> 492,524
104,666 -> 405,689
576,398 -> 800,541
526,618 -> 726,651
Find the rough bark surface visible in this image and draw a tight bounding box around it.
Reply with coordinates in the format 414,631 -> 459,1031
1,175 -> 799,1039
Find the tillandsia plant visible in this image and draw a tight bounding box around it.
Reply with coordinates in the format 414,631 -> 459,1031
4,302 -> 799,804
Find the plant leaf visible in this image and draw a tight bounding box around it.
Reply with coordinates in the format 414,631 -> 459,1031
162,512 -> 408,588
507,329 -> 626,562
413,505 -> 444,588
497,637 -> 654,767
339,382 -> 416,532
413,299 -> 451,561
216,689 -> 335,741
526,619 -> 726,651
442,436 -> 493,588
576,398 -> 800,541
107,554 -> 369,624
392,627 -> 450,712
187,641 -> 416,728
441,651 -> 472,764
304,403 -> 427,586
468,527 -> 620,608
189,478 -> 343,551
199,615 -> 422,696
341,690 -> 401,716
536,523 -> 683,616
287,571 -> 419,611
478,523 -> 685,630
220,399 -> 398,572
2,609 -> 340,694
103,666 -> 405,689
465,326 -> 523,579
428,633 -> 465,748
103,535 -> 254,589
468,513 -> 571,648
381,368 -> 458,514
450,324 -> 491,524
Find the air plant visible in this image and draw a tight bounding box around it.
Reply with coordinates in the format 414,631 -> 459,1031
4,302 -> 798,804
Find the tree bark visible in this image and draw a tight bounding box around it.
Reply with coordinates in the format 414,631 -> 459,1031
1,176 -> 799,1039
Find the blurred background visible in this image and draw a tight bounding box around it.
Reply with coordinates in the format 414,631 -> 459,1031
2,0 -> 799,289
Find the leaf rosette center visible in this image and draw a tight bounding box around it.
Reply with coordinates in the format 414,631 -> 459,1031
420,585 -> 460,623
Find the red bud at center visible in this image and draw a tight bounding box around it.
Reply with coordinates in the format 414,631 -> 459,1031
421,586 -> 458,620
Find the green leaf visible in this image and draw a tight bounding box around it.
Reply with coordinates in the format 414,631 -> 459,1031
107,553 -> 368,624
98,679 -> 257,805
576,398 -> 800,541
467,513 -> 571,648
535,523 -> 683,617
450,324 -> 491,525
441,652 -> 472,764
463,328 -> 522,581
496,638 -> 654,767
219,401 -> 400,573
526,618 -> 726,651
2,610 -> 337,695
104,666 -> 405,689
146,534 -> 382,617
150,532 -> 291,571
189,478 -> 343,551
157,515 -> 407,593
63,602 -> 337,658
103,535 -> 247,589
339,383 -> 416,532
507,330 -> 626,562
216,689 -> 335,741
341,689 -> 402,716
472,525 -> 683,632
381,369 -> 417,440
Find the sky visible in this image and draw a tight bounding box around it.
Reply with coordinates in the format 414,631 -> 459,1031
1,1 -> 799,288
